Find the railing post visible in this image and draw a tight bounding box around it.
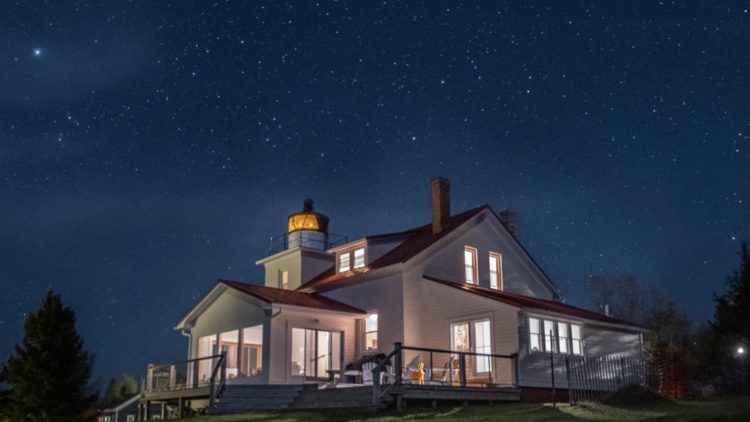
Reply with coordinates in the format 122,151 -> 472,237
192,360 -> 199,388
221,352 -> 227,382
141,375 -> 146,394
394,343 -> 403,385
209,377 -> 215,409
565,356 -> 572,405
459,353 -> 467,387
372,365 -> 381,406
146,365 -> 154,392
169,365 -> 176,390
550,330 -> 556,408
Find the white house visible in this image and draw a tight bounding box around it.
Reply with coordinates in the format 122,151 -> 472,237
173,178 -> 646,402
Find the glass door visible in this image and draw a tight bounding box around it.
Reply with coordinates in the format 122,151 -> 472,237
294,328 -> 342,381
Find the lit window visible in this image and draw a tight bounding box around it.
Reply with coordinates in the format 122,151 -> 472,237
127,416 -> 135,422
354,248 -> 365,268
529,318 -> 541,352
280,270 -> 289,290
558,322 -> 569,354
543,320 -> 555,352
489,253 -> 502,290
571,324 -> 582,355
464,247 -> 477,284
365,313 -> 378,350
339,253 -> 350,272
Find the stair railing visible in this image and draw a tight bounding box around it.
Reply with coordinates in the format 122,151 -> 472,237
209,352 -> 228,409
371,343 -> 403,406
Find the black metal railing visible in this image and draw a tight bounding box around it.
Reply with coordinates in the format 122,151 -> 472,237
370,343 -> 518,406
268,232 -> 348,255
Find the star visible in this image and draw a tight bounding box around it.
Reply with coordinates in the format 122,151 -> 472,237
33,49 -> 41,56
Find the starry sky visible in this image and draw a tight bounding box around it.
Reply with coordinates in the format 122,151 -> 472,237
1,1 -> 748,384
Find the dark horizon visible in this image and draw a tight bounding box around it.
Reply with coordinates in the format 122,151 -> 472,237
1,1 -> 748,384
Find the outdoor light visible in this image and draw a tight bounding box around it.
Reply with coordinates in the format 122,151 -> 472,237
739,347 -> 745,355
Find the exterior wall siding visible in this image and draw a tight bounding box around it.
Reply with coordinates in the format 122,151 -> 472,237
322,273 -> 404,359
410,214 -> 556,300
402,276 -> 520,386
262,249 -> 334,290
516,312 -> 642,389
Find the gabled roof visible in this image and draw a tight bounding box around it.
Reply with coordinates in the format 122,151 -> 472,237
218,280 -> 366,314
176,280 -> 366,329
423,276 -> 645,330
298,206 -> 489,292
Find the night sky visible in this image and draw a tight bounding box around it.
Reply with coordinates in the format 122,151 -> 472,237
1,1 -> 748,384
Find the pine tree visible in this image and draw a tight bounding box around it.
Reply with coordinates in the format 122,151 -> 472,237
712,243 -> 750,352
0,291 -> 97,422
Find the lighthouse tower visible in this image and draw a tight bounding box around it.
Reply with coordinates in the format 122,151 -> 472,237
256,199 -> 338,290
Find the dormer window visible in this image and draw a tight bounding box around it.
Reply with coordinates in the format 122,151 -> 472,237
464,247 -> 477,284
339,253 -> 351,272
354,248 -> 365,269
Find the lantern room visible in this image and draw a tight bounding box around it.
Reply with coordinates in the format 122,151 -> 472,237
288,199 -> 329,234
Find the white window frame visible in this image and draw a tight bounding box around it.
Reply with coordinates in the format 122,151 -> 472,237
279,270 -> 289,290
464,247 -> 478,285
364,312 -> 378,351
528,317 -> 542,352
353,248 -> 366,269
338,253 -> 350,272
489,252 -> 502,290
557,322 -> 569,354
448,313 -> 494,375
528,316 -> 584,356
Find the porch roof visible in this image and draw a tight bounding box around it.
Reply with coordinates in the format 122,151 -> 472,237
218,279 -> 367,314
423,276 -> 646,330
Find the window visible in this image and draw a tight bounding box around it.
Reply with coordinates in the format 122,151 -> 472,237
127,416 -> 135,422
489,253 -> 502,290
543,320 -> 555,352
354,248 -> 366,268
464,247 -> 477,284
571,324 -> 583,355
279,270 -> 289,290
451,318 -> 493,373
339,253 -> 350,272
557,322 -> 569,354
365,313 -> 378,350
529,317 -> 584,355
529,318 -> 541,352
241,325 -> 263,376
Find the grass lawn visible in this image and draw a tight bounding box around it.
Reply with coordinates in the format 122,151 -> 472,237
178,397 -> 750,422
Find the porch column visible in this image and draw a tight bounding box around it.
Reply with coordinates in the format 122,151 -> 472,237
261,318 -> 272,383
237,328 -> 244,377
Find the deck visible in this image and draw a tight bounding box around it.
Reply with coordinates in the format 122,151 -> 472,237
210,383 -> 520,415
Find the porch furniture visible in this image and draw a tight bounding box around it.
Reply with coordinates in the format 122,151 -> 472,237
410,362 -> 425,385
401,355 -> 421,384
362,362 -> 386,385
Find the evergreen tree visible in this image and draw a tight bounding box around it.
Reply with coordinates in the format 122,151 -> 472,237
712,243 -> 750,353
0,291 -> 97,422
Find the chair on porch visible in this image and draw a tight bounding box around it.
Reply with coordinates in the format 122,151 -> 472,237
361,362 -> 385,385
426,356 -> 454,386
402,355 -> 422,384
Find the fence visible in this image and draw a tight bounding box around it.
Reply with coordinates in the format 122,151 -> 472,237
566,355 -> 650,404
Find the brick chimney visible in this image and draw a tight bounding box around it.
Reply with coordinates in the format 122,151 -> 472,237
431,177 -> 451,234
499,208 -> 517,238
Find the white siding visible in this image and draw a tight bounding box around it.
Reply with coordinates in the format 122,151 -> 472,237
261,249 -> 335,290
322,273 -> 404,358
403,276 -> 520,386
515,313 -> 642,388
410,214 -> 557,300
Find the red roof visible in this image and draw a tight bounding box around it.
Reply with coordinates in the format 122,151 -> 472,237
219,280 -> 366,314
424,276 -> 644,328
298,206 -> 489,292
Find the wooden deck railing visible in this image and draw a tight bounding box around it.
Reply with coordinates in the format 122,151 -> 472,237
371,343 -> 518,406
143,352 -> 227,401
